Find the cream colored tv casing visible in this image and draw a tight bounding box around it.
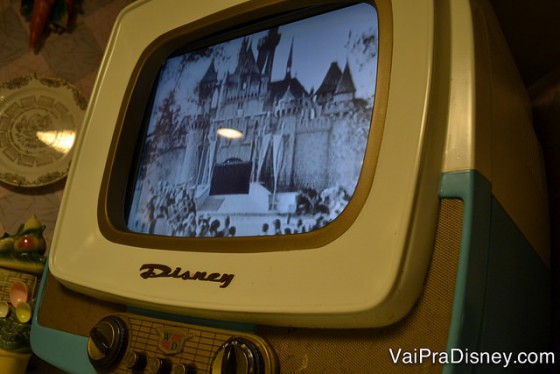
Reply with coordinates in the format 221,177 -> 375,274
48,0 -> 545,328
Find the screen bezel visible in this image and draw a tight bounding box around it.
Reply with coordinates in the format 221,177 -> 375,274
97,0 -> 391,253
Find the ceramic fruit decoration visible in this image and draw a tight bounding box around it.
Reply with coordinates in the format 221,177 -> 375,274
0,215 -> 47,274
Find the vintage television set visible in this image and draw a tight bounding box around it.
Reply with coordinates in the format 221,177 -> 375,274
30,0 -> 551,372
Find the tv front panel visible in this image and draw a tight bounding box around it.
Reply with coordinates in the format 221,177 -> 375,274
47,0 -> 442,329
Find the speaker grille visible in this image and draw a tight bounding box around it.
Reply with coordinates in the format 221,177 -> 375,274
258,199 -> 464,373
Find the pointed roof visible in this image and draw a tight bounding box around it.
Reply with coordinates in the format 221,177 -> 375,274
335,62 -> 356,95
268,77 -> 308,108
278,82 -> 296,104
256,27 -> 281,74
315,62 -> 342,97
200,59 -> 218,84
285,38 -> 294,80
226,39 -> 261,85
235,38 -> 261,77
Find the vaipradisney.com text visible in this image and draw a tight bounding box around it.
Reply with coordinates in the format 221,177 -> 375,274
389,348 -> 555,368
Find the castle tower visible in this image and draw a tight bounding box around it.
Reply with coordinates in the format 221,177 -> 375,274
334,61 -> 356,103
315,62 -> 342,106
198,59 -> 219,112
257,27 -> 281,80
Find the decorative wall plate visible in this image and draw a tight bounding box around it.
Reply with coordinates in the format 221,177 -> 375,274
0,76 -> 86,187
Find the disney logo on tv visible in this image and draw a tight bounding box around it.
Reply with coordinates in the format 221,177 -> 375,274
139,264 -> 235,288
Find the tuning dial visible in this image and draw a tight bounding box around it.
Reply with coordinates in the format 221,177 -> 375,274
87,316 -> 128,371
211,338 -> 263,374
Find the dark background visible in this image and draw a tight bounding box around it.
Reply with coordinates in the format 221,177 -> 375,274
490,0 -> 560,88
490,0 -> 560,363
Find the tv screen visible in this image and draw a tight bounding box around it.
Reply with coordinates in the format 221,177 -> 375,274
126,2 -> 378,238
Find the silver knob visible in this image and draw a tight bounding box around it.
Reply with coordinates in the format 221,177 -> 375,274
87,316 -> 128,371
211,338 -> 263,374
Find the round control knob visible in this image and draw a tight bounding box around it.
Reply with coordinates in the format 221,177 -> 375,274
87,316 -> 128,371
146,357 -> 173,374
211,338 -> 263,374
125,351 -> 148,371
173,363 -> 197,374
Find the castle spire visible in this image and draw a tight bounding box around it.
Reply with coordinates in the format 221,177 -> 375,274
285,38 -> 294,80
315,62 -> 342,105
198,59 -> 218,102
335,61 -> 356,96
256,27 -> 281,79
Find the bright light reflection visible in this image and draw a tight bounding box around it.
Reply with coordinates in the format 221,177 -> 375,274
217,128 -> 243,139
36,130 -> 76,154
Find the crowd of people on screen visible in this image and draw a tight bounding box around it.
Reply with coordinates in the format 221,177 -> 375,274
133,181 -> 352,237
